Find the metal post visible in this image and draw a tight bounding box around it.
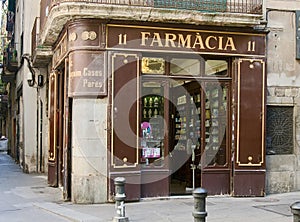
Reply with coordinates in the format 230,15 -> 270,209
193,188 -> 207,222
113,177 -> 129,222
291,202 -> 300,222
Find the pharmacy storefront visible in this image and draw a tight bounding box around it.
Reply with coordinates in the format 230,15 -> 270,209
49,20 -> 266,202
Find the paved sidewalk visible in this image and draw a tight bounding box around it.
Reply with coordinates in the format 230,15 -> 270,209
1,151 -> 299,221
57,192 -> 299,222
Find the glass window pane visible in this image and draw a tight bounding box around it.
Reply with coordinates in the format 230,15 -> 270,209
170,58 -> 201,76
205,60 -> 228,76
204,83 -> 228,167
140,80 -> 165,166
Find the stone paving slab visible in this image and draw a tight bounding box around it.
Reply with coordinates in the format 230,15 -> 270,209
254,204 -> 292,217
34,202 -> 101,222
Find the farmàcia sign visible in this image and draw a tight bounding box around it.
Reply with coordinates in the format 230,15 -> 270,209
107,24 -> 266,57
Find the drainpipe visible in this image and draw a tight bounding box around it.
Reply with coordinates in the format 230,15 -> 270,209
39,99 -> 43,172
36,87 -> 38,172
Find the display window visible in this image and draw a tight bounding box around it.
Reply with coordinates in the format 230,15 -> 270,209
203,82 -> 229,167
140,80 -> 165,166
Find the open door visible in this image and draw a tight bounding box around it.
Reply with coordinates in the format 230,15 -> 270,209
201,81 -> 231,195
48,71 -> 64,187
63,59 -> 72,200
168,66 -> 231,196
48,72 -> 58,186
169,81 -> 202,194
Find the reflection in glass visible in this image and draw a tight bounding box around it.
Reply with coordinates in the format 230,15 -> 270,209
170,58 -> 201,75
205,60 -> 227,76
140,80 -> 165,166
204,83 -> 228,167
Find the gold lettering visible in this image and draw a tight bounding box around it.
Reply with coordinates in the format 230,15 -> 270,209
139,31 -> 239,52
205,36 -> 217,50
165,33 -> 177,47
178,34 -> 191,48
118,34 -> 127,45
192,33 -> 205,49
224,37 -> 236,51
218,36 -> 223,50
141,32 -> 151,46
247,41 -> 255,52
70,71 -> 82,77
150,33 -> 163,47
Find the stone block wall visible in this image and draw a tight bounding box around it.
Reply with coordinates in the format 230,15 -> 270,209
266,86 -> 300,194
72,98 -> 108,203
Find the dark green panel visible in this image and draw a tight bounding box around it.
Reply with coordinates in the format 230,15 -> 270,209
8,0 -> 15,12
296,11 -> 300,59
154,0 -> 227,12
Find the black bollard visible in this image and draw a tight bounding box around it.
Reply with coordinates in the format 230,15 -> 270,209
291,202 -> 300,222
192,188 -> 208,222
113,177 -> 129,222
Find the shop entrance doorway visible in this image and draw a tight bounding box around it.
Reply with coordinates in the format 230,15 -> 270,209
169,80 -> 230,195
169,81 -> 202,194
140,57 -> 231,195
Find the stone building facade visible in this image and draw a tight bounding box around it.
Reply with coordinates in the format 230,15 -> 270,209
3,0 -> 300,204
35,0 -> 268,203
266,2 -> 300,194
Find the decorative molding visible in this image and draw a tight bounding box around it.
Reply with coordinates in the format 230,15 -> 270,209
236,58 -> 265,167
111,53 -> 140,168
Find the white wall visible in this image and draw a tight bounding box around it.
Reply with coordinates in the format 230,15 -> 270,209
14,0 -> 41,172
267,11 -> 300,87
266,0 -> 300,10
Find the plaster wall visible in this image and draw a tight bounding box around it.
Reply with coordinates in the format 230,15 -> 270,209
37,67 -> 49,173
266,0 -> 300,10
23,1 -> 40,173
13,0 -> 40,173
267,11 -> 300,86
72,98 -> 108,203
266,10 -> 300,194
266,9 -> 300,193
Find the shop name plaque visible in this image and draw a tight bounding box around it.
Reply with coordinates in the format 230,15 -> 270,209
68,51 -> 106,97
107,25 -> 266,57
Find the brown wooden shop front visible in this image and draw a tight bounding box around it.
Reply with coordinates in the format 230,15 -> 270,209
108,24 -> 266,199
48,20 -> 266,201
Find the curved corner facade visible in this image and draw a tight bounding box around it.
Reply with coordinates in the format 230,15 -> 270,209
45,16 -> 267,203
